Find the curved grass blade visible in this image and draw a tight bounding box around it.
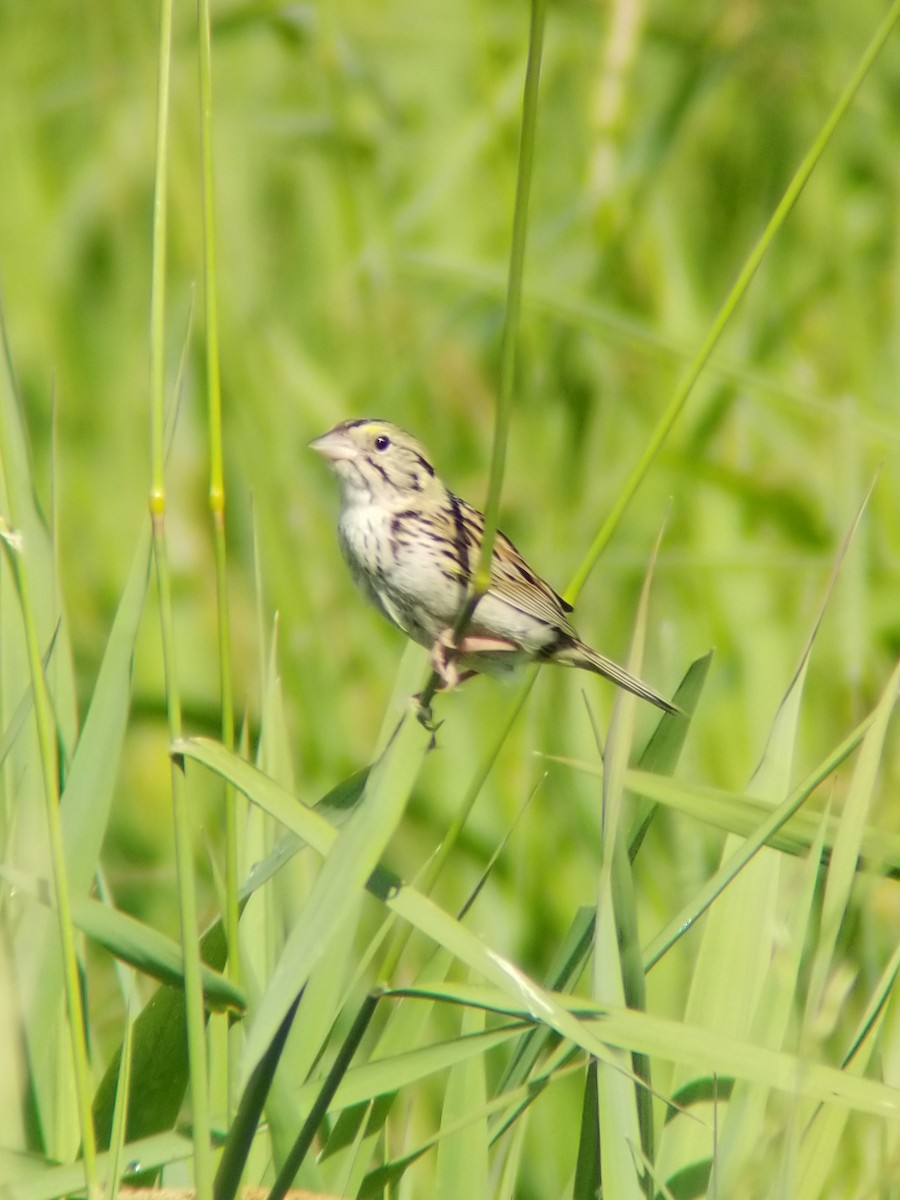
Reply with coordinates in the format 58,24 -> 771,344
384,983 -> 900,1120
0,864 -> 244,1012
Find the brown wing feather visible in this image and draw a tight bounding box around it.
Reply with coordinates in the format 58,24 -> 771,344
453,496 -> 576,631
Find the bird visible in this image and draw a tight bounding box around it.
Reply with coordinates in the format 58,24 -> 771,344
310,418 -> 677,719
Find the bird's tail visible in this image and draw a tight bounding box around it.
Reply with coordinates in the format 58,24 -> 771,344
555,640 -> 680,715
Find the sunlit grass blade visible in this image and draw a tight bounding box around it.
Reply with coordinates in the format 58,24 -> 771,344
493,907 -> 593,1113
655,484 -> 878,1190
0,626 -> 59,771
59,528 -> 151,889
627,651 -> 712,857
8,526 -> 154,1164
176,738 -> 671,1086
654,696 -> 799,1183
542,755 -> 900,879
196,0 -> 241,1128
356,1058 -> 586,1198
385,983 -> 900,1118
802,658 -> 900,1035
101,985 -> 135,1200
319,945 -> 457,1184
713,788 -> 831,1197
147,0 -> 213,1174
298,1021 -> 527,1117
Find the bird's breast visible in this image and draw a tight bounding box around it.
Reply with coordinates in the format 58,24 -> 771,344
338,503 -> 389,576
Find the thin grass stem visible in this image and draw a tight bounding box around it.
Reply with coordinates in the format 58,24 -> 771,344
196,0 -> 241,1116
565,0 -> 900,604
417,0 -> 547,718
148,0 -> 213,1191
474,0 -> 546,592
0,533 -> 98,1194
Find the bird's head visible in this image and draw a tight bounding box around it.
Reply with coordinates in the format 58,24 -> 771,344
310,419 -> 442,506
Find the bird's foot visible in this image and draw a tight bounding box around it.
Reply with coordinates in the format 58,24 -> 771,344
412,692 -> 443,746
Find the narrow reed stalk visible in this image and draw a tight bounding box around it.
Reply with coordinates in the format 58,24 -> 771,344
196,0 -> 241,1116
0,528 -> 98,1194
148,0 -> 213,1192
417,0 -> 547,718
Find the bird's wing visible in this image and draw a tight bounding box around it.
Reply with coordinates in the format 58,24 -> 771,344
452,495 -> 576,630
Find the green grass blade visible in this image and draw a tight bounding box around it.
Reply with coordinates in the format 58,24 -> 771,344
385,983 -> 900,1118
0,864 -> 244,1011
269,992 -> 379,1200
572,1060 -> 601,1200
181,736 -> 894,1126
803,659 -> 900,1033
641,717 -> 879,973
213,995 -> 301,1200
6,1133 -> 194,1200
1,440 -> 95,1183
91,917 -> 227,1158
176,738 -> 661,1084
435,1000 -> 489,1200
593,533 -> 665,1200
101,985 -> 136,1200
240,715 -> 428,1081
795,942 -> 900,1200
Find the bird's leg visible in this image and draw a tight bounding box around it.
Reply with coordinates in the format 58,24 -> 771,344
432,629 -> 519,688
431,627 -> 462,689
429,629 -> 481,692
415,629 -> 516,733
411,629 -> 474,737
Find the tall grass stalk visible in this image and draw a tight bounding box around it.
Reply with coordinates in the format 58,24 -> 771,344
418,0 -> 546,718
0,528 -> 97,1193
196,0 -> 241,1117
148,0 -> 213,1191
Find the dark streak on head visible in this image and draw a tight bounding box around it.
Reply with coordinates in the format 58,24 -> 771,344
414,453 -> 435,477
344,417 -> 388,430
367,457 -> 391,485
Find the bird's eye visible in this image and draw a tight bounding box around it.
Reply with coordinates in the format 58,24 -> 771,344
374,434 -> 391,452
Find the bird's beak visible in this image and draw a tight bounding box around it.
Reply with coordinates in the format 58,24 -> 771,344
309,431 -> 356,462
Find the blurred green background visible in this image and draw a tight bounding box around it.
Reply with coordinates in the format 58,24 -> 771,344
2,0 -> 900,1127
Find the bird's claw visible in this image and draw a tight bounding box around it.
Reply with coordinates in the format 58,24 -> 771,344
412,692 -> 443,747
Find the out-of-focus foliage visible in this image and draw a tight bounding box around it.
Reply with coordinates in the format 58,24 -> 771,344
2,0 -> 900,1195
